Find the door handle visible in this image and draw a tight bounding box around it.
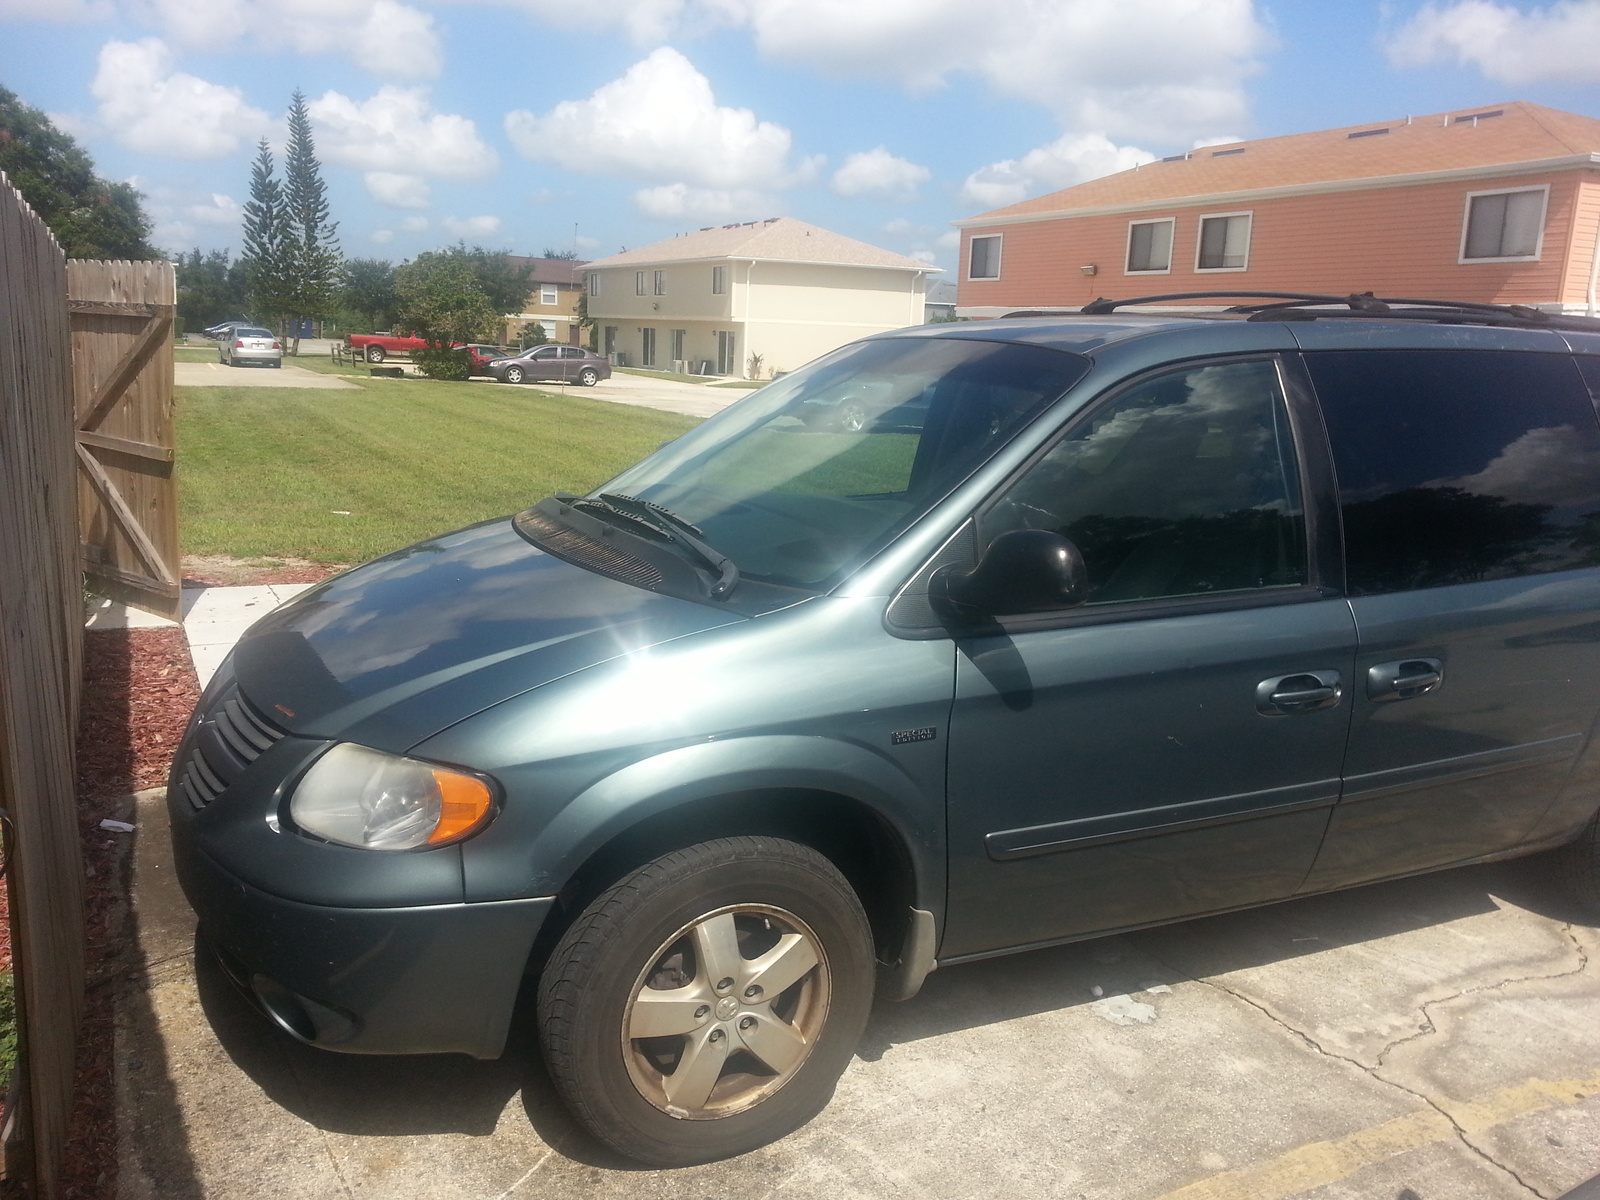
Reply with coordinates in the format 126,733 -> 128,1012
1255,670 -> 1342,716
1366,658 -> 1443,702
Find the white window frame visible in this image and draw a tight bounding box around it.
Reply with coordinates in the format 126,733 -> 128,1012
586,274 -> 600,297
653,270 -> 667,296
1124,218 -> 1175,276
968,234 -> 1002,281
1194,210 -> 1253,273
636,271 -> 647,296
540,285 -> 558,305
712,265 -> 729,295
1458,185 -> 1549,264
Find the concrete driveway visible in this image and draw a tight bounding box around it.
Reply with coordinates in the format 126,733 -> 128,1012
175,361 -> 358,390
479,370 -> 749,418
116,790 -> 1599,1200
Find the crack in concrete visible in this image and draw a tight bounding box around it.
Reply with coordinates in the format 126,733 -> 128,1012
1139,944 -> 1574,1200
1373,923 -> 1591,1071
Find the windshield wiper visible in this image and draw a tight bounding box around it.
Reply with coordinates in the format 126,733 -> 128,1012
562,492 -> 740,599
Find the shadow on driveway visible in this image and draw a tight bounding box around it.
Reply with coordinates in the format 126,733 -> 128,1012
184,851 -> 1586,1176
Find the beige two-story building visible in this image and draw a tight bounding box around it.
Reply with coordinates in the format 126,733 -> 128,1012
583,218 -> 936,378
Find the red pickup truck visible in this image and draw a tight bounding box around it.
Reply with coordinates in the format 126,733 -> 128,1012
346,332 -> 428,363
346,335 -> 510,375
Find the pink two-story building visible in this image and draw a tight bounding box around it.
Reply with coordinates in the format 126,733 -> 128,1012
955,101 -> 1600,316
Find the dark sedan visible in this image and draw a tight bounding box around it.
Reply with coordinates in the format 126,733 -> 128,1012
487,345 -> 610,386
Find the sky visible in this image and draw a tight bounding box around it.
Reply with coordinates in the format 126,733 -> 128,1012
4,0 -> 1600,275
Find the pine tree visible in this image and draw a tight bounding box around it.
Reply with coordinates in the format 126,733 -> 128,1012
239,139 -> 294,332
282,90 -> 341,354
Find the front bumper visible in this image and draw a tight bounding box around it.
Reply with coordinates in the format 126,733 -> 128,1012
177,840 -> 553,1059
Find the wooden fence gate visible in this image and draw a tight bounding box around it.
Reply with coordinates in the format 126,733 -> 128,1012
68,260 -> 179,620
0,176 -> 87,1199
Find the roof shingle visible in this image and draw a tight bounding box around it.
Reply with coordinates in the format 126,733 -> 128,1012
584,217 -> 935,272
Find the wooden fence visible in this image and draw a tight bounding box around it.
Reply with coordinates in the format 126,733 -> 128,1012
0,175 -> 87,1197
69,260 -> 179,621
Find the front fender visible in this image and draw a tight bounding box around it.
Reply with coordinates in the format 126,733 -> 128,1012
460,735 -> 945,915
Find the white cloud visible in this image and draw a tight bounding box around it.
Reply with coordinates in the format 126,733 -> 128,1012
504,0 -> 1267,145
910,249 -> 936,264
185,193 -> 242,224
90,38 -> 271,158
575,234 -> 600,249
0,0 -> 110,19
400,215 -> 429,232
936,230 -> 960,249
308,87 -> 499,178
505,48 -> 813,189
959,131 -> 1154,211
364,171 -> 432,208
442,214 -> 503,238
831,147 -> 931,201
146,0 -> 442,78
371,229 -> 396,244
1387,0 -> 1600,84
1193,134 -> 1244,149
633,184 -> 775,219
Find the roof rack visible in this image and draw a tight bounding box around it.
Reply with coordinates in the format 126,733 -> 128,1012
1001,292 -> 1600,332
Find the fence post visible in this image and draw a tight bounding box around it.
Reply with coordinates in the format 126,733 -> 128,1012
0,175 -> 88,1198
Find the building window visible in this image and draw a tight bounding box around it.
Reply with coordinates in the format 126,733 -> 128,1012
1126,219 -> 1174,274
636,271 -> 647,296
641,327 -> 657,367
969,235 -> 1002,280
603,326 -> 617,355
670,329 -> 685,362
653,270 -> 667,296
712,265 -> 729,295
716,330 -> 737,376
541,286 -> 557,305
586,274 -> 600,297
1196,213 -> 1251,271
1461,187 -> 1547,261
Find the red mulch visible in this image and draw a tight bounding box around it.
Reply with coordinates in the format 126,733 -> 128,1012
59,627 -> 200,1200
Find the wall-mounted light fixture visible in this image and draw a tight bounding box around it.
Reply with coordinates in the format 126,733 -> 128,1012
1080,265 -> 1098,276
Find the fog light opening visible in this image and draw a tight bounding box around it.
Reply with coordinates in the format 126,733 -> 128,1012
250,974 -> 358,1045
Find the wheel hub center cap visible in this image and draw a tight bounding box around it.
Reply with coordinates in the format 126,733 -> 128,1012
715,996 -> 739,1020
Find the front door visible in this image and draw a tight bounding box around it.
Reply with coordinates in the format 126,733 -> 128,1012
717,330 -> 737,377
944,356 -> 1356,960
1301,349 -> 1600,890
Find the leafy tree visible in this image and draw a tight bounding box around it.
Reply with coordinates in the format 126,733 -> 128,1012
240,139 -> 294,332
282,90 -> 341,353
516,321 -> 548,350
394,251 -> 498,380
341,257 -> 397,331
417,242 -> 532,316
541,247 -> 579,261
175,248 -> 249,332
0,84 -> 156,259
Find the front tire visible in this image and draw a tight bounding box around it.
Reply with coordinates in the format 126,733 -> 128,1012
505,365 -> 525,384
579,367 -> 599,387
538,836 -> 874,1167
366,345 -> 386,363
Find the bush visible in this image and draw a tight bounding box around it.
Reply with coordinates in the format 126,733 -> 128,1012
411,345 -> 471,381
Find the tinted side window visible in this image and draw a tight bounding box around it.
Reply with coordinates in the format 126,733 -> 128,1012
983,358 -> 1308,605
1308,350 -> 1600,596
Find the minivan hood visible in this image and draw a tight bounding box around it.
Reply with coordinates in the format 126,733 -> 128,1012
231,519 -> 748,749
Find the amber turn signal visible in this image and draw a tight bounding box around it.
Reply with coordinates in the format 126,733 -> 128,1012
427,768 -> 495,844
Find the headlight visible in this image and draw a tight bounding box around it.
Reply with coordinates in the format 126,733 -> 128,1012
289,744 -> 496,851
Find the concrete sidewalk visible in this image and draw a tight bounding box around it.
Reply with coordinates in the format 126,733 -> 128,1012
88,584 -> 315,686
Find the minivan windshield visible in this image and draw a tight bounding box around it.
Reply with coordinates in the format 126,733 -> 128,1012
600,337 -> 1089,588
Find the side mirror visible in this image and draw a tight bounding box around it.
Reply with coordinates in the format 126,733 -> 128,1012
930,529 -> 1087,620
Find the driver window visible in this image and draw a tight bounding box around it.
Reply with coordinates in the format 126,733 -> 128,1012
983,358 -> 1307,605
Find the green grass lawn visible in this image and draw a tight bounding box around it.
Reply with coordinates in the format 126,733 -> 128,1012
179,374 -> 699,563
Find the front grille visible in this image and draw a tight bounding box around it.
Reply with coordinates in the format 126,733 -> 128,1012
176,684 -> 285,811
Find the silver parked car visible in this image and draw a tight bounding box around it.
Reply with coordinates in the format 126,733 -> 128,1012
220,327 -> 283,368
